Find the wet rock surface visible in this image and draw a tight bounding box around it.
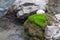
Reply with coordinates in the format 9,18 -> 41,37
6,0 -> 48,19
0,16 -> 25,40
1,0 -> 60,40
44,23 -> 60,40
48,0 -> 60,15
45,0 -> 60,39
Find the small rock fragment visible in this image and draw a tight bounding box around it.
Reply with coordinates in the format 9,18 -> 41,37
55,14 -> 60,20
37,9 -> 45,14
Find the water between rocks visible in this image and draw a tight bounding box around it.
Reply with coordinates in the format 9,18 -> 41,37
0,16 -> 26,40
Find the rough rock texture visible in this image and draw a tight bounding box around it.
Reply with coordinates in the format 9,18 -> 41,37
23,14 -> 49,40
46,1 -> 60,40
55,14 -> 60,20
45,24 -> 60,40
6,0 -> 48,20
48,0 -> 60,15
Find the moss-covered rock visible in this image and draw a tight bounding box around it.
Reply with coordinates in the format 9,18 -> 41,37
24,14 -> 49,40
27,14 -> 48,30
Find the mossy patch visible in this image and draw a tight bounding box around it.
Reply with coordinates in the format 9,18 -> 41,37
24,20 -> 44,40
23,14 -> 50,40
27,14 -> 47,30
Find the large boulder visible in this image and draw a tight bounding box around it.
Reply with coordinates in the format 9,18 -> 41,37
23,14 -> 49,40
6,0 -> 48,19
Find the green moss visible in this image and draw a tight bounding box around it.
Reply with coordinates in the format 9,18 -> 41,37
23,14 -> 51,40
28,14 -> 47,30
24,21 -> 44,40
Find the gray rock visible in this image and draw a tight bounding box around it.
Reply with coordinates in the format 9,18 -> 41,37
55,14 -> 60,20
7,0 -> 48,19
16,5 -> 39,18
44,25 -> 60,40
48,0 -> 60,14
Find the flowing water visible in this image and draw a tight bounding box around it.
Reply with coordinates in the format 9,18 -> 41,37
0,16 -> 25,40
0,0 -> 15,17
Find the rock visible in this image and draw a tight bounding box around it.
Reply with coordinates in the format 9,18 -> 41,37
23,14 -> 49,40
16,5 -> 38,18
55,14 -> 60,20
44,25 -> 60,40
48,0 -> 60,14
6,0 -> 48,19
36,9 -> 45,14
